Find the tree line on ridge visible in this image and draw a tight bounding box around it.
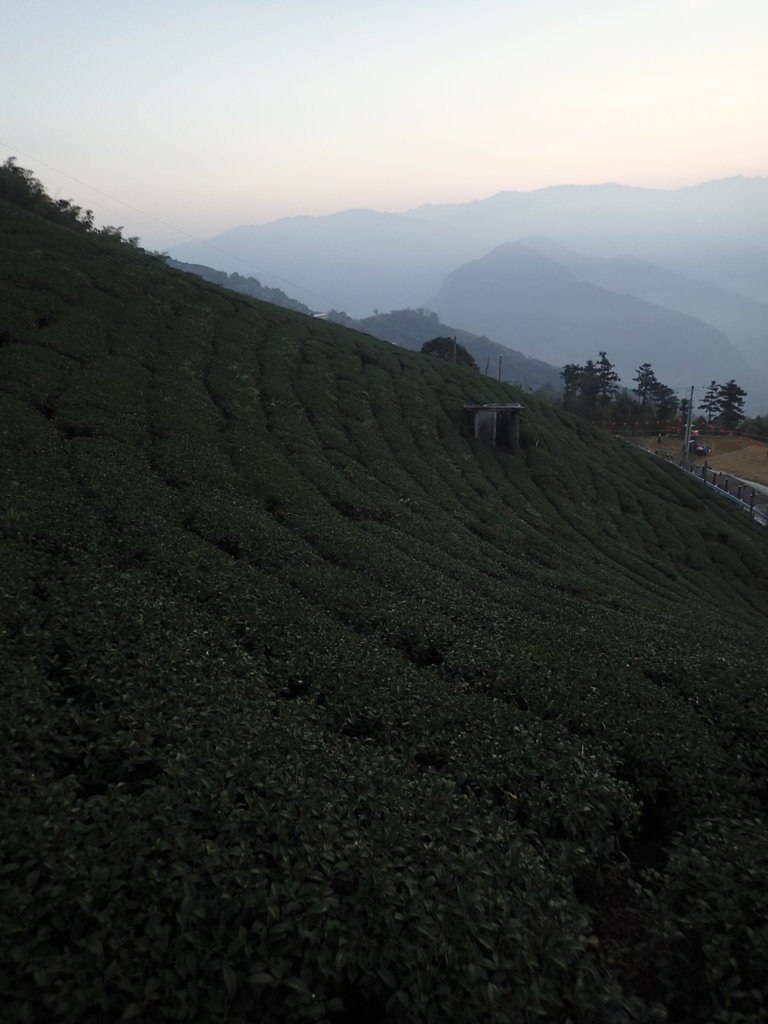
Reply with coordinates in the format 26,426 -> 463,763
560,352 -> 751,432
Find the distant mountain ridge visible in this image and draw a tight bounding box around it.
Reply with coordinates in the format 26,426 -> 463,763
518,238 -> 768,365
411,177 -> 768,301
428,241 -> 758,400
170,208 -> 469,315
170,177 -> 768,313
168,177 -> 768,411
326,308 -> 563,390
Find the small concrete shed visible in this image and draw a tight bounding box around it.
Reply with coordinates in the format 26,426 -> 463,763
464,403 -> 523,452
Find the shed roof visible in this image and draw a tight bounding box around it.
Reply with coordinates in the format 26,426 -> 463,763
463,403 -> 524,412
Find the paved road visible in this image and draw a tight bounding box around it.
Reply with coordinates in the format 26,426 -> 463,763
683,464 -> 768,526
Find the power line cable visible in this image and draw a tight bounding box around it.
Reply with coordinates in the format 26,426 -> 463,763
0,141 -> 342,309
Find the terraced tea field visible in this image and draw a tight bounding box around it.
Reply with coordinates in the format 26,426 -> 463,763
2,199 -> 768,1024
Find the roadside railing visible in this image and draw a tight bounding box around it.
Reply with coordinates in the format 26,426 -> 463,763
637,446 -> 768,527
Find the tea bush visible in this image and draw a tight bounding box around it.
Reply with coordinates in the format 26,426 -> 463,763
2,198 -> 768,1022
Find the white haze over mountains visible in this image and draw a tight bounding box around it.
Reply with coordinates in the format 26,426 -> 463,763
170,178 -> 768,413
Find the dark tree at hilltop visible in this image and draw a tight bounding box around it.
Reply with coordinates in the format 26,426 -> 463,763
561,362 -> 582,400
562,361 -> 592,415
0,157 -> 95,231
717,379 -> 747,429
561,354 -> 687,429
421,336 -> 477,369
561,354 -> 688,430
633,363 -> 659,407
561,352 -> 619,418
651,382 -> 679,420
0,157 -> 138,244
580,359 -> 602,415
596,351 -> 620,407
699,380 -> 722,427
562,359 -> 599,415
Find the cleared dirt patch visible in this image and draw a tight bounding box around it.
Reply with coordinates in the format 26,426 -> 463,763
646,433 -> 768,489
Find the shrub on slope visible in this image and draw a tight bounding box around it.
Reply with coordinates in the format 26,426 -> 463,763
2,200 -> 768,1023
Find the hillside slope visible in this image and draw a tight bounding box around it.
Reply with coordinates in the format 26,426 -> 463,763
2,200 -> 768,1024
325,308 -> 563,390
166,258 -> 314,315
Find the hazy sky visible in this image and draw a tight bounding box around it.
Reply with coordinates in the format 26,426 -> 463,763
3,0 -> 767,251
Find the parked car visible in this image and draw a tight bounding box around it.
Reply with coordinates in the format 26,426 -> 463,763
688,440 -> 712,455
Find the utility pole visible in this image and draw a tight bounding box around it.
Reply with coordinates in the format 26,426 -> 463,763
452,336 -> 457,364
498,355 -> 502,381
682,385 -> 695,465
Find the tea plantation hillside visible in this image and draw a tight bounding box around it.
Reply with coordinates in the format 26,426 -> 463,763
2,199 -> 768,1024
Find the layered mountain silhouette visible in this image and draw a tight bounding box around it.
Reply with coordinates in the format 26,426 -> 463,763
519,238 -> 768,367
428,242 -> 756,394
170,178 -> 768,410
170,208 -> 470,315
170,178 -> 768,313
412,177 -> 768,303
